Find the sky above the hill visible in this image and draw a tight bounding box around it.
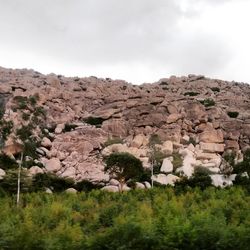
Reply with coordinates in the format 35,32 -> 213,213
0,0 -> 249,84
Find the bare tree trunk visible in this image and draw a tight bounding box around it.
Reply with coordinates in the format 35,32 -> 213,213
17,152 -> 23,206
151,159 -> 154,188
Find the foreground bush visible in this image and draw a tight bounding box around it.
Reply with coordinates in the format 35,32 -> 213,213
0,187 -> 249,249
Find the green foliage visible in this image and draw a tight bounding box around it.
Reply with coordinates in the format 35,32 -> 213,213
233,149 -> 250,175
224,151 -> 236,167
227,111 -> 239,118
13,96 -> 28,109
63,123 -> 78,132
175,166 -> 212,191
200,98 -> 215,107
105,152 -> 144,184
16,124 -> 34,141
28,94 -> 39,106
84,117 -> 105,126
172,152 -> 183,170
148,133 -> 162,146
103,137 -> 123,147
0,187 -> 249,249
21,112 -> 30,121
0,154 -> 18,170
210,87 -> 220,92
32,173 -> 75,192
184,91 -> 200,96
0,169 -> 32,194
0,120 -> 13,140
74,180 -> 102,192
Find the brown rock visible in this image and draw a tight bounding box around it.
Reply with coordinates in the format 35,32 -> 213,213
199,129 -> 224,143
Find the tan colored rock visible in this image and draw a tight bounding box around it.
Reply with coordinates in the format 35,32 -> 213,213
160,158 -> 173,173
131,134 -> 148,148
55,123 -> 65,134
200,142 -> 225,153
29,166 -> 44,176
161,141 -> 173,155
65,188 -> 77,194
101,185 -> 119,192
0,168 -> 6,180
167,114 -> 182,124
199,129 -> 224,143
44,158 -> 61,172
152,174 -> 180,186
225,140 -> 240,151
102,119 -> 128,137
41,137 -> 52,148
135,182 -> 145,189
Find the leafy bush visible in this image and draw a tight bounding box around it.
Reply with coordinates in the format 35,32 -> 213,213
32,173 -> 75,192
13,96 -> 28,109
74,180 -> 102,192
103,137 -> 123,147
175,166 -> 212,191
0,154 -> 17,170
21,112 -> 30,121
0,120 -> 13,140
0,187 -> 249,249
227,111 -> 239,118
200,98 -> 215,107
210,87 -> 220,92
184,91 -> 200,96
148,134 -> 162,146
233,149 -> 250,175
0,169 -> 32,194
172,152 -> 183,170
16,124 -> 34,141
84,116 -> 105,126
63,123 -> 78,132
105,152 -> 144,190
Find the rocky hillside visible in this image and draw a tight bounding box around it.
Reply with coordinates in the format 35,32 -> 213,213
0,66 -> 250,190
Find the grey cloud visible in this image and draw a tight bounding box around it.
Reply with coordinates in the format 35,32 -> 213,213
0,0 -> 240,82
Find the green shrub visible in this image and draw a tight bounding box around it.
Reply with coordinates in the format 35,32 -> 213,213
28,94 -> 39,106
0,120 -> 13,140
103,137 -> 123,147
32,173 -> 75,192
200,98 -> 215,107
210,87 -> 220,92
227,111 -> 239,118
0,169 -> 32,194
184,91 -> 200,96
74,180 -> 102,192
175,166 -> 212,191
149,134 -> 162,146
13,96 -> 28,109
172,152 -> 183,170
0,154 -> 17,170
21,112 -> 30,121
16,124 -> 34,141
63,123 -> 78,132
105,152 -> 144,190
84,116 -> 105,126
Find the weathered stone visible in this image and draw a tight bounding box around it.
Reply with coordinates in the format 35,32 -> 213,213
41,137 -> 52,148
160,158 -> 173,173
0,168 -> 6,180
199,129 -> 224,143
179,148 -> 196,177
109,179 -> 120,186
29,166 -> 44,176
167,114 -> 182,124
55,123 -> 65,134
65,188 -> 77,194
225,140 -> 240,151
152,173 -> 180,186
101,185 -> 119,192
44,158 -> 61,172
144,181 -> 151,189
200,142 -> 225,153
131,134 -> 148,148
210,174 -> 233,187
161,141 -> 173,155
135,182 -> 145,189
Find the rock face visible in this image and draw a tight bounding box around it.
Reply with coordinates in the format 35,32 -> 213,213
152,174 -> 180,186
0,168 -> 6,180
0,66 -> 250,188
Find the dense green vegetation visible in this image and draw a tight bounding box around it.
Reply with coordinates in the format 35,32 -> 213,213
200,98 -> 216,107
0,187 -> 249,249
227,111 -> 239,118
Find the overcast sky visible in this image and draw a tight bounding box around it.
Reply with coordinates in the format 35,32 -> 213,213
0,0 -> 249,84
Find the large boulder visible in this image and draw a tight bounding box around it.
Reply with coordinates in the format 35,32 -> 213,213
160,158 -> 173,173
200,142 -> 225,153
210,174 -> 234,187
199,129 -> 224,143
41,137 -> 52,148
44,158 -> 62,172
152,173 -> 180,186
55,123 -> 65,134
131,134 -> 148,148
166,114 -> 182,124
101,185 -> 119,192
179,148 -> 196,177
29,166 -> 44,176
160,141 -> 173,155
65,188 -> 77,194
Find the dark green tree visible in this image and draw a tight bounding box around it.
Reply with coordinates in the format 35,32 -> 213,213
105,152 -> 143,192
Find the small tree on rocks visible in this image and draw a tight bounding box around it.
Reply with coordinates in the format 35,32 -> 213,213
105,152 -> 143,192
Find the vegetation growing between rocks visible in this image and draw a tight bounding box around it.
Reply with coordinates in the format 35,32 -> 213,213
103,137 -> 123,147
184,91 -> 200,96
200,98 -> 215,107
227,111 -> 239,118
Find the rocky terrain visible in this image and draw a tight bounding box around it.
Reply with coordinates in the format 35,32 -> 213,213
0,66 -> 250,191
